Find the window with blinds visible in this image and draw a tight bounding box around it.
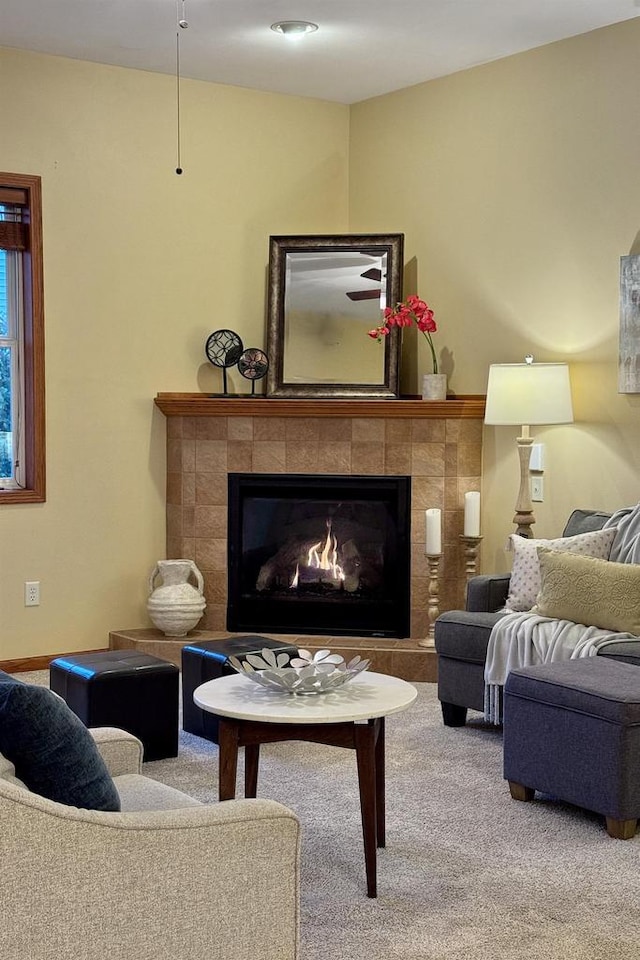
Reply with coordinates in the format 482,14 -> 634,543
0,174 -> 45,503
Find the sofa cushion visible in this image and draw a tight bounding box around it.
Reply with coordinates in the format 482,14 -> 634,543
534,548 -> 640,635
0,750 -> 28,789
115,773 -> 202,812
599,640 -> 640,667
505,527 -> 617,612
0,671 -> 121,811
562,509 -> 615,537
434,610 -> 506,662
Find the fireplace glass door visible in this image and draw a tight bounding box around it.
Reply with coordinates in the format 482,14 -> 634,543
227,473 -> 411,639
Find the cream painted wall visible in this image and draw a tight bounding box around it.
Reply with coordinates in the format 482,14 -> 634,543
4,18 -> 640,660
0,47 -> 349,659
349,18 -> 640,573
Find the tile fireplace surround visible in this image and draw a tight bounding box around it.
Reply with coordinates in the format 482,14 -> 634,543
150,394 -> 484,680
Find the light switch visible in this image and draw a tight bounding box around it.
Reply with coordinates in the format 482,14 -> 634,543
530,443 -> 545,472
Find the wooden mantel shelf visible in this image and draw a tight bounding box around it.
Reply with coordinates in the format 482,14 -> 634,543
155,393 -> 486,419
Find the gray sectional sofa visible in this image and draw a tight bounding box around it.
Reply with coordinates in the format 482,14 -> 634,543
434,508 -> 640,726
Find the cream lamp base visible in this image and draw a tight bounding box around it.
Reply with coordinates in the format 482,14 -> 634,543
513,432 -> 535,538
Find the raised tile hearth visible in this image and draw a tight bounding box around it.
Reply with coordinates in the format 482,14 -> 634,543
109,628 -> 437,683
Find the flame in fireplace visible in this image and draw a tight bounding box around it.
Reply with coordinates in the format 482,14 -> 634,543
289,520 -> 346,588
310,521 -> 345,581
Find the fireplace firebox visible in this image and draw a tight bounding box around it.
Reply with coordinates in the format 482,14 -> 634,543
227,473 -> 411,639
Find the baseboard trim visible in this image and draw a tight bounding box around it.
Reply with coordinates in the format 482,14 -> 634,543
0,649 -> 109,674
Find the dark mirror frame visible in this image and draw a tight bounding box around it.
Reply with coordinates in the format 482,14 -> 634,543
265,233 -> 404,399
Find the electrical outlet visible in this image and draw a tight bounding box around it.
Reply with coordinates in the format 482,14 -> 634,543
531,476 -> 544,502
24,581 -> 40,606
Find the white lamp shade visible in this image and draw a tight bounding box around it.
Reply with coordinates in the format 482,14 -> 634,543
484,362 -> 573,426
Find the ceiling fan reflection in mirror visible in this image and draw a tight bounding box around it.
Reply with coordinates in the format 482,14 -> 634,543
346,266 -> 386,302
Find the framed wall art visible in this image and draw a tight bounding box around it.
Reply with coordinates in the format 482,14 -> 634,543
619,254 -> 640,394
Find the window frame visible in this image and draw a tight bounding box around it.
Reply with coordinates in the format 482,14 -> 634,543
0,172 -> 45,505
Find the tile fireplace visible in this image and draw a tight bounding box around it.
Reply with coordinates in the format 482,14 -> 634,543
156,395 -> 485,643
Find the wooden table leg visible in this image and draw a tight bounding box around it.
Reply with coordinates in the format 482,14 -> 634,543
354,720 -> 378,898
244,744 -> 260,797
375,718 -> 385,848
218,718 -> 239,801
216,713 -> 390,898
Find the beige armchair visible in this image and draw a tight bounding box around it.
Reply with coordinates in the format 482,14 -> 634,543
0,727 -> 300,960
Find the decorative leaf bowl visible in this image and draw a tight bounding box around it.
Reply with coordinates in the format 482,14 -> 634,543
227,648 -> 370,695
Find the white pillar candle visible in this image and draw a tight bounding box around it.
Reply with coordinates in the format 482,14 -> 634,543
425,508 -> 442,554
464,491 -> 481,537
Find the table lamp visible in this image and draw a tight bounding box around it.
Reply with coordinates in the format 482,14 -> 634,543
484,356 -> 573,537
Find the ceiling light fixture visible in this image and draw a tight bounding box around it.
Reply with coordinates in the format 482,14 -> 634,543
270,20 -> 319,40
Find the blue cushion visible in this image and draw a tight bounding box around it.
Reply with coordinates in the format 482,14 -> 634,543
0,671 -> 120,811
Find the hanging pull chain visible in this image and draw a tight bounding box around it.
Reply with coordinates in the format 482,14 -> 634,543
175,0 -> 188,175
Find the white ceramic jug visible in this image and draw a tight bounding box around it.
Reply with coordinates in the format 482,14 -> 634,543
147,559 -> 206,637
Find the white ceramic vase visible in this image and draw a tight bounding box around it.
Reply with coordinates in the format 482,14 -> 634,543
147,559 -> 206,637
421,373 -> 448,401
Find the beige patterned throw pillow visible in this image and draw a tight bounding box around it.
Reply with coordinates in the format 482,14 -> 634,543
505,527 -> 617,612
535,548 -> 640,635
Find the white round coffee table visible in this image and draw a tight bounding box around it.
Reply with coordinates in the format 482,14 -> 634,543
194,671 -> 417,898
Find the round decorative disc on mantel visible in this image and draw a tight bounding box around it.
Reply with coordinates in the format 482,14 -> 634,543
205,329 -> 244,395
205,329 -> 244,368
238,348 -> 269,381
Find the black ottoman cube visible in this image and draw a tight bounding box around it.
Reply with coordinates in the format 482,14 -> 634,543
503,657 -> 640,839
182,636 -> 298,743
50,650 -> 179,761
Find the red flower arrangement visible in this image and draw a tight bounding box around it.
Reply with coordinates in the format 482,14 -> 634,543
367,295 -> 438,373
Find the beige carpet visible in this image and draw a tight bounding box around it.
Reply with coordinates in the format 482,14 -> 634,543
22,673 -> 640,959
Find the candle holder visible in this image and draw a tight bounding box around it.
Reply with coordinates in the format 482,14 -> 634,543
418,552 -> 442,649
459,534 -> 483,581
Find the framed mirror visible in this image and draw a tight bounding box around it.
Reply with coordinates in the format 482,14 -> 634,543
265,233 -> 404,398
